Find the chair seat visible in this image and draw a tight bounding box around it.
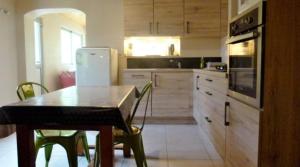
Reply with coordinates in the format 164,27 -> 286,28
113,126 -> 140,137
38,130 -> 78,137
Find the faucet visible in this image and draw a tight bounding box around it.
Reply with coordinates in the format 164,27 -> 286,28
177,61 -> 182,68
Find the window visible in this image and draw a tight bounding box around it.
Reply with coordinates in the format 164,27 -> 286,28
60,28 -> 83,66
34,19 -> 42,66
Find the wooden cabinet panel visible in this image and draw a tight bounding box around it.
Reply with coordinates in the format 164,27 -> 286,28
221,0 -> 228,37
193,70 -> 259,166
122,71 -> 152,116
198,85 -> 226,158
124,0 -> 226,37
152,72 -> 193,117
184,0 -> 221,37
154,0 -> 184,35
198,73 -> 228,94
124,0 -> 154,36
193,71 -> 227,159
225,97 -> 259,167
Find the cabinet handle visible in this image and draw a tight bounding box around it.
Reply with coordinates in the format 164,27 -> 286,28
132,74 -> 145,78
205,91 -> 213,96
156,22 -> 159,34
205,117 -> 212,123
196,75 -> 200,90
186,21 -> 190,34
154,74 -> 158,87
149,22 -> 153,34
205,78 -> 213,82
224,102 -> 230,126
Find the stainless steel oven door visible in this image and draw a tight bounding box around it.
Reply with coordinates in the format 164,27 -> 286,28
227,28 -> 263,109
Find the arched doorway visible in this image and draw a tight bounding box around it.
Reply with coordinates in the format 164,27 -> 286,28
24,8 -> 86,91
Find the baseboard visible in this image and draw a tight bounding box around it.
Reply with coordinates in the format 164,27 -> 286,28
132,116 -> 196,124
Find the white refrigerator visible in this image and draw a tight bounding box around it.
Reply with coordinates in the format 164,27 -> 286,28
76,48 -> 118,86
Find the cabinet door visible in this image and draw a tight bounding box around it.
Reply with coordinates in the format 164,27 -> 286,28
124,0 -> 154,36
154,0 -> 184,35
225,97 -> 260,167
220,0 -> 228,37
152,72 -> 193,117
184,0 -> 221,37
199,85 -> 226,158
122,71 -> 152,116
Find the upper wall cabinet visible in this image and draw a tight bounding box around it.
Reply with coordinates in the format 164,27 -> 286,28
124,0 -> 184,36
124,0 -> 228,37
124,0 -> 154,36
221,0 -> 228,37
184,0 -> 221,37
154,0 -> 184,36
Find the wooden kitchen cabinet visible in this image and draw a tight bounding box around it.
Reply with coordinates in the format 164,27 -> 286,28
184,0 -> 221,37
124,0 -> 228,37
154,0 -> 184,35
124,0 -> 154,36
193,70 -> 260,166
122,71 -> 152,116
225,96 -> 260,167
220,0 -> 229,37
124,0 -> 184,36
152,72 -> 193,117
122,70 -> 194,122
193,70 -> 227,159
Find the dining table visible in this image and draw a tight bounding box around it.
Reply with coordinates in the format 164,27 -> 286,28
0,85 -> 137,167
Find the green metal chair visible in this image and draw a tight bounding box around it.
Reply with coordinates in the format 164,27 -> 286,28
94,81 -> 152,167
16,82 -> 90,167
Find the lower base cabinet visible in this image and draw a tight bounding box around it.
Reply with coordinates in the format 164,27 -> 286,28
193,70 -> 227,159
152,72 -> 193,117
122,71 -> 152,117
193,70 -> 260,167
122,70 -> 194,122
225,97 -> 260,167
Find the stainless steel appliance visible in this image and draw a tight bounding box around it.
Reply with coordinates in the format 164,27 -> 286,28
227,1 -> 266,109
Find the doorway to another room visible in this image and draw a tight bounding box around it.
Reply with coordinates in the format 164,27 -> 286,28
24,9 -> 86,92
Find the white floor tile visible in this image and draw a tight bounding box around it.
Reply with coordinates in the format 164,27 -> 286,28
168,160 -> 214,167
0,124 -> 223,167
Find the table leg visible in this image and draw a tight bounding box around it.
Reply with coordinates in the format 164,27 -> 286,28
99,126 -> 114,167
16,125 -> 35,167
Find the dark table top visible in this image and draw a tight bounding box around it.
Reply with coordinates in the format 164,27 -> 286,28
0,86 -> 137,132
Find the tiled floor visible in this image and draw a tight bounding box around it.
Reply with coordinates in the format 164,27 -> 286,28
0,125 -> 224,167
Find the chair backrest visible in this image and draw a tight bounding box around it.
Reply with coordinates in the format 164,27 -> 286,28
16,82 -> 49,101
128,81 -> 152,131
16,82 -> 49,137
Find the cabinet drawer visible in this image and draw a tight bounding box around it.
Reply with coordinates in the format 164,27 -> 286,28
199,95 -> 226,158
122,71 -> 152,92
199,85 -> 227,122
198,74 -> 228,94
225,97 -> 259,167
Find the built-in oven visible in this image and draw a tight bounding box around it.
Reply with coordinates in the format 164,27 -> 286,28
227,1 -> 266,109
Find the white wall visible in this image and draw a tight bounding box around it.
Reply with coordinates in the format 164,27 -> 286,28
0,0 -> 18,105
41,13 -> 85,91
15,0 -> 124,82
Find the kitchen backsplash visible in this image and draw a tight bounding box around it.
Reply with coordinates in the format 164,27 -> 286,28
127,57 -> 221,69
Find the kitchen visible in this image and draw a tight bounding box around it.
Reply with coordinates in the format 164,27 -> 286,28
0,0 -> 299,167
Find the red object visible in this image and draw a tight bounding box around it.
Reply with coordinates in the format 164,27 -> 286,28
59,71 -> 76,88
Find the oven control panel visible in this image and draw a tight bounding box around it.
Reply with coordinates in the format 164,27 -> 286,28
230,8 -> 259,36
